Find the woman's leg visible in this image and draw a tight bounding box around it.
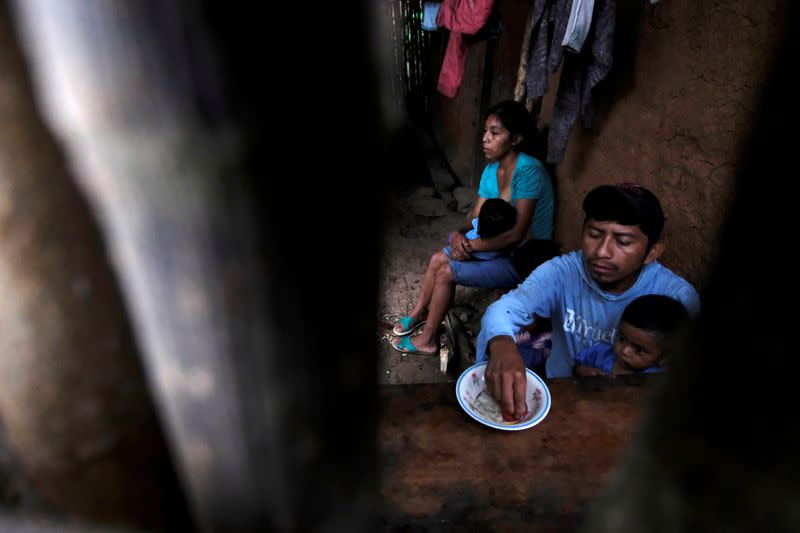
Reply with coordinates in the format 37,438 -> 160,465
393,259 -> 454,353
407,250 -> 449,319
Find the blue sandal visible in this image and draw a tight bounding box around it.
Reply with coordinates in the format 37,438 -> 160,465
390,335 -> 438,356
391,316 -> 426,337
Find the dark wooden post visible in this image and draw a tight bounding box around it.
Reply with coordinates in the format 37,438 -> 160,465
9,0 -> 385,531
0,2 -> 190,531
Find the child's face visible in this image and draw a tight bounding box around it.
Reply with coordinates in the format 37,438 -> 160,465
613,320 -> 663,371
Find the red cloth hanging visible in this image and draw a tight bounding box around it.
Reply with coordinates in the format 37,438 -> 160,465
435,0 -> 495,98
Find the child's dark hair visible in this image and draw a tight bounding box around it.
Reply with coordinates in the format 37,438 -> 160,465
511,239 -> 561,279
485,100 -> 537,154
477,198 -> 516,239
621,294 -> 690,336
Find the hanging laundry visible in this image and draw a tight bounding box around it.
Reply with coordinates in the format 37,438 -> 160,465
524,0 -> 615,164
422,2 -> 442,31
435,0 -> 494,98
524,0 -> 572,99
561,0 -> 595,53
464,7 -> 504,45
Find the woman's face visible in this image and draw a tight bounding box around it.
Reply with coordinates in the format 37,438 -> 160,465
482,114 -> 516,161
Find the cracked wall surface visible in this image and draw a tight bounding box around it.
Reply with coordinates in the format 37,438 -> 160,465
553,0 -> 785,287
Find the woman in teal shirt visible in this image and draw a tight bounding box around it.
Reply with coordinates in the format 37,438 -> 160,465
390,100 -> 556,356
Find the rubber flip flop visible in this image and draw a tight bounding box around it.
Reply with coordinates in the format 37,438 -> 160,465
391,316 -> 426,337
390,335 -> 438,356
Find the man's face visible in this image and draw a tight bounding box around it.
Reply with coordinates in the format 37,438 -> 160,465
581,219 -> 662,293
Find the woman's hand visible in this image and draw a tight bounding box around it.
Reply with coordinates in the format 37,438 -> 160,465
449,232 -> 471,260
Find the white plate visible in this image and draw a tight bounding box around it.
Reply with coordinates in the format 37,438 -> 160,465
456,362 -> 551,431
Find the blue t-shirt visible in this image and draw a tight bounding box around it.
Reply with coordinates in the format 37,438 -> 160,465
574,342 -> 663,375
477,251 -> 701,378
477,152 -> 554,240
443,218 -> 504,260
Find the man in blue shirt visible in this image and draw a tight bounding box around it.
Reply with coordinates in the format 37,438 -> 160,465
477,183 -> 700,420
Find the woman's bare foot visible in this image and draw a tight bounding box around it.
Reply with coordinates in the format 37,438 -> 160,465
390,334 -> 438,355
391,315 -> 426,336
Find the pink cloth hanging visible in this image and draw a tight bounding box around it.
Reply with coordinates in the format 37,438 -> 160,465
435,0 -> 494,98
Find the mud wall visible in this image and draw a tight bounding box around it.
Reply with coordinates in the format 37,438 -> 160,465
553,0 -> 784,286
431,0 -> 784,286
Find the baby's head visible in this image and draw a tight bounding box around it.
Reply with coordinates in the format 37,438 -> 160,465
478,198 -> 516,238
615,295 -> 690,371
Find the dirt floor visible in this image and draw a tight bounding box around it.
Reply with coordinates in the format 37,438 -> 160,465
376,187 -> 506,385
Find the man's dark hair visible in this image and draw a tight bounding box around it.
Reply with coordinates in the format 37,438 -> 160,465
583,183 -> 665,247
621,294 -> 690,336
478,198 -> 516,239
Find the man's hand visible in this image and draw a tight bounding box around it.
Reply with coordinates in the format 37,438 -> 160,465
484,336 -> 528,420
